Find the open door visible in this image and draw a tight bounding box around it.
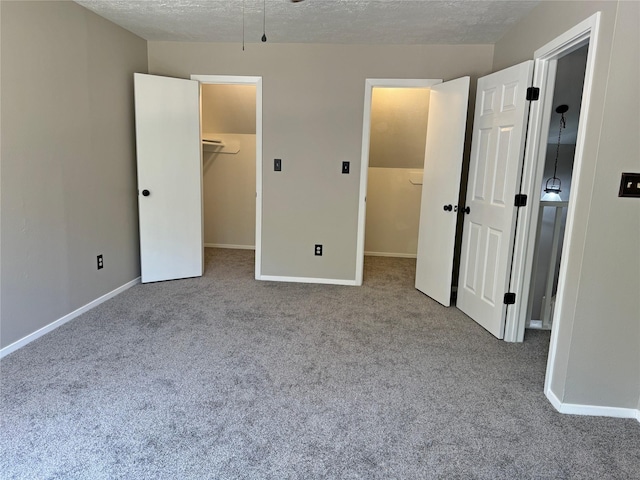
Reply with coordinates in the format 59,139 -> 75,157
456,61 -> 534,338
415,77 -> 470,306
134,73 -> 203,283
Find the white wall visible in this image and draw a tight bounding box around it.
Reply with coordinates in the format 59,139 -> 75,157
148,42 -> 494,281
0,1 -> 148,349
495,0 -> 640,411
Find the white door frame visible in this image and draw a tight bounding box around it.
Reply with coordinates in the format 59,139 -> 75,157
355,78 -> 443,285
503,12 -> 601,368
190,75 -> 263,279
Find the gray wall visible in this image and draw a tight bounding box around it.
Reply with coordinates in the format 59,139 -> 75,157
148,42 -> 494,280
495,1 -> 640,410
1,1 -> 148,349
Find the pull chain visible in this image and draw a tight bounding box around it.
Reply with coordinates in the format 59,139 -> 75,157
262,0 -> 267,42
553,111 -> 566,178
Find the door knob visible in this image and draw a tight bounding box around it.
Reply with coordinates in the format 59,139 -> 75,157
461,206 -> 470,214
142,189 -> 150,197
443,204 -> 453,212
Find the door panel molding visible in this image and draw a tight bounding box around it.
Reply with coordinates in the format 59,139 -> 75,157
456,61 -> 534,339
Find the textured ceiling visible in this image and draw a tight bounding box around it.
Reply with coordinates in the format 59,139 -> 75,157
74,0 -> 539,44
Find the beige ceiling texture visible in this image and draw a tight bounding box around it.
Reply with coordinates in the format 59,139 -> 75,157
74,0 -> 539,45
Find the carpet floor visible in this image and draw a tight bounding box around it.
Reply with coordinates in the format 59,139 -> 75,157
1,248 -> 639,479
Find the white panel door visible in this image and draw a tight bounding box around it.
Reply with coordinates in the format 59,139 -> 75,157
134,73 -> 203,283
457,61 -> 534,338
415,77 -> 470,306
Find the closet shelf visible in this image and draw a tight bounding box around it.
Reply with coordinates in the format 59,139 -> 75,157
201,135 -> 241,155
202,139 -> 226,152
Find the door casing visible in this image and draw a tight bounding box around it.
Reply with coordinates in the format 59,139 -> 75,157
191,75 -> 263,279
504,13 -> 601,350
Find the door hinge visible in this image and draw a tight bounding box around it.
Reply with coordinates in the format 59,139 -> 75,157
514,194 -> 528,207
526,87 -> 540,101
504,292 -> 516,305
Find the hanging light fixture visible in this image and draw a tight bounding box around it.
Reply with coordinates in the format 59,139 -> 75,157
261,0 -> 267,42
542,104 -> 568,201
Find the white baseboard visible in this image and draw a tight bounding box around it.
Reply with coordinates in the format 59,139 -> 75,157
364,251 -> 417,259
546,388 -> 640,422
0,277 -> 141,359
205,243 -> 255,250
258,275 -> 357,286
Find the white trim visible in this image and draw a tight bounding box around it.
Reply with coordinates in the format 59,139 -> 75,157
364,251 -> 417,259
355,78 -> 443,286
190,75 -> 263,281
258,275 -> 358,286
504,12 -> 601,344
0,277 -> 141,359
204,243 -> 255,250
546,388 -> 564,412
546,389 -> 640,421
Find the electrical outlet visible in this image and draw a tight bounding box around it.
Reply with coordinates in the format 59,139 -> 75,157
274,158 -> 282,172
97,254 -> 104,270
315,244 -> 323,256
342,161 -> 350,174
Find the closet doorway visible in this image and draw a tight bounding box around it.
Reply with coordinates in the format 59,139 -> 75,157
356,77 -> 469,306
191,75 -> 263,278
364,86 -> 431,260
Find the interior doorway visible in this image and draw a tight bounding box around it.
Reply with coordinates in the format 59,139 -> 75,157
357,77 -> 469,306
191,75 -> 263,279
200,83 -> 257,251
525,45 -> 589,332
356,79 -> 441,285
364,86 -> 431,260
505,13 -> 600,352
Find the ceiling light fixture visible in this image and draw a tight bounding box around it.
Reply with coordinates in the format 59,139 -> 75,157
542,104 -> 569,202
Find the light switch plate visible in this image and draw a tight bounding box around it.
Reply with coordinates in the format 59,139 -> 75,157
619,173 -> 640,197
